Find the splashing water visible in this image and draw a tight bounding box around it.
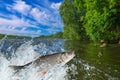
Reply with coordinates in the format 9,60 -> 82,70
11,63 -> 68,80
10,41 -> 41,66
0,38 -> 69,80
0,54 -> 14,80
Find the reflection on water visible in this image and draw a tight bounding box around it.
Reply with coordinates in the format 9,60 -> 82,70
65,40 -> 120,80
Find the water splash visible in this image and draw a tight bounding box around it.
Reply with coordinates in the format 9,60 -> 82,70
0,54 -> 14,80
12,63 -> 68,80
10,41 -> 41,66
0,35 -> 7,51
0,38 -> 68,80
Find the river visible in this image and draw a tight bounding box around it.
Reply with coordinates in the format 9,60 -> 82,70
65,40 -> 120,80
0,39 -> 120,80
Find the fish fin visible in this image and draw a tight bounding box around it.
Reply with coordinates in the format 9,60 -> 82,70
9,61 -> 32,70
42,69 -> 48,76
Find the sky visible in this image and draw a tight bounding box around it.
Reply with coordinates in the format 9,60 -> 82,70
0,0 -> 64,37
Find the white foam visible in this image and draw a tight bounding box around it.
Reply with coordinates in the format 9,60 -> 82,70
10,41 -> 40,66
0,40 -> 68,80
0,54 -> 14,80
11,60 -> 68,80
0,53 -> 69,80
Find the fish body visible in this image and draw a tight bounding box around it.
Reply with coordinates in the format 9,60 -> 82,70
34,51 -> 75,66
9,51 -> 75,70
9,51 -> 75,79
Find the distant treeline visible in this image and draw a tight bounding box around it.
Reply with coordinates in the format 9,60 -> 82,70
37,32 -> 63,39
0,32 -> 63,39
59,0 -> 120,42
0,34 -> 31,39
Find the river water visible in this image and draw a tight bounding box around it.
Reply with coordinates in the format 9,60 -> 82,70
0,39 -> 120,80
64,40 -> 120,80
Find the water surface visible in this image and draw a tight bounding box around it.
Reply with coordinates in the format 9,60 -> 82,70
64,40 -> 120,80
0,39 -> 120,80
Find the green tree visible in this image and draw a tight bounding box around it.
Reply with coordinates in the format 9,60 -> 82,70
59,0 -> 86,40
74,0 -> 120,42
83,0 -> 109,41
60,0 -> 120,42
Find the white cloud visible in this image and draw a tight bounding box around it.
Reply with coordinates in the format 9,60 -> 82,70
0,27 -> 41,37
30,7 -> 63,28
46,28 -> 61,34
0,0 -> 63,36
36,30 -> 41,34
11,0 -> 62,28
0,15 -> 38,28
13,0 -> 31,15
21,27 -> 27,31
51,2 -> 61,10
30,8 -> 49,25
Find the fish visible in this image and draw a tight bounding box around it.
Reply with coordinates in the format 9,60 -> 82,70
9,51 -> 41,68
9,51 -> 75,72
9,51 -> 75,80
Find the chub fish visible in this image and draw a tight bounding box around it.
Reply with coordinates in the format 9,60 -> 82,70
9,51 -> 75,71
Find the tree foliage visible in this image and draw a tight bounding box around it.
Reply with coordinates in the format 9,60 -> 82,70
59,0 -> 87,40
60,0 -> 120,42
83,0 -> 120,41
38,32 -> 63,39
0,34 -> 31,39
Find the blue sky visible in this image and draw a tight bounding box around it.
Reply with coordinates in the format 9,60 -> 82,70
0,0 -> 64,37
